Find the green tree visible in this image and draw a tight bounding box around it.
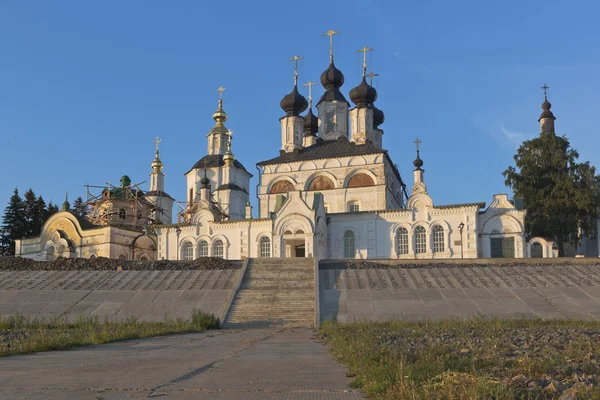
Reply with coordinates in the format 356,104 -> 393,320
35,196 -> 48,232
503,133 -> 600,256
23,189 -> 39,237
1,188 -> 26,255
47,202 -> 59,217
71,196 -> 86,218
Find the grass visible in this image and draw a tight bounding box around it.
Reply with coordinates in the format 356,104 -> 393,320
320,318 -> 600,399
0,310 -> 219,357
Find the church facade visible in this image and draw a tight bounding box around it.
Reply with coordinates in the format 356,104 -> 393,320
16,36 -> 532,261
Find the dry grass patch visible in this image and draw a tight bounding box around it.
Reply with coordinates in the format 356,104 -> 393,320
320,318 -> 600,399
0,310 -> 219,357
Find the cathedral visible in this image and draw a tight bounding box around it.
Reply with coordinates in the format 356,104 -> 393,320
17,33 -> 534,261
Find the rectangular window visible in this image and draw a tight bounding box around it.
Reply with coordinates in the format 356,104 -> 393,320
415,227 -> 427,254
348,202 -> 360,212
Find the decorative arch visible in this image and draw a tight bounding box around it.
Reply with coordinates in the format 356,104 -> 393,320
298,161 -> 317,171
481,215 -> 523,235
306,174 -> 336,191
211,235 -> 230,258
323,159 -> 341,169
274,164 -> 292,173
269,177 -> 296,194
347,156 -> 367,166
274,214 -> 314,236
344,169 -> 377,188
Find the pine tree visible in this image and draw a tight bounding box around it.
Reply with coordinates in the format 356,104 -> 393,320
1,188 -> 26,255
23,189 -> 38,237
47,202 -> 59,216
72,196 -> 86,218
35,196 -> 48,232
503,133 -> 600,256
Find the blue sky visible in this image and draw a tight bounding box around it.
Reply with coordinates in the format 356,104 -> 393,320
1,0 -> 599,215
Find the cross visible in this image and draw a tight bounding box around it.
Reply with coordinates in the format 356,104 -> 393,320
153,136 -> 161,152
303,81 -> 317,108
367,72 -> 379,86
357,46 -> 373,77
217,86 -> 225,101
541,84 -> 550,100
322,29 -> 340,62
414,138 -> 422,152
288,56 -> 304,85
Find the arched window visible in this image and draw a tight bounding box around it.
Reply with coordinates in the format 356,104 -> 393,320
198,240 -> 208,257
347,173 -> 375,188
89,254 -> 97,260
432,225 -> 444,253
214,240 -> 224,258
415,226 -> 426,254
46,246 -> 55,261
57,245 -> 66,256
531,242 -> 543,258
119,208 -> 127,219
396,228 -> 409,255
343,230 -> 355,258
118,255 -> 127,260
182,241 -> 194,260
260,236 -> 271,258
270,180 -> 295,194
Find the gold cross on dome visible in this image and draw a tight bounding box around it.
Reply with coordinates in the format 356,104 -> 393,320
357,46 -> 373,77
288,55 -> 304,85
414,137 -> 422,152
217,86 -> 225,100
303,81 -> 317,108
367,72 -> 379,86
541,84 -> 550,100
153,136 -> 162,152
322,29 -> 340,62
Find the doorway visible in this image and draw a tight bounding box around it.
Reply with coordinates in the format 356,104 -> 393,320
283,230 -> 306,258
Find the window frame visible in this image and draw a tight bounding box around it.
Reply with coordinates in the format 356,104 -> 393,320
415,226 -> 427,254
343,230 -> 355,258
259,236 -> 271,258
213,240 -> 224,258
432,225 -> 445,253
396,227 -> 409,255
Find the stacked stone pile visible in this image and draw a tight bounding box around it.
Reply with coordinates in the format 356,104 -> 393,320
0,256 -> 241,271
321,259 -> 600,270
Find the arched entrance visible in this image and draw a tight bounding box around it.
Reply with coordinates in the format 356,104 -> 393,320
283,230 -> 306,258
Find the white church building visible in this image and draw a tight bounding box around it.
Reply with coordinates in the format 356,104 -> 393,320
17,37 -> 532,261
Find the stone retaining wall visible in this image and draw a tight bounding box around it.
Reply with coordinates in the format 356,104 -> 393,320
320,259 -> 600,323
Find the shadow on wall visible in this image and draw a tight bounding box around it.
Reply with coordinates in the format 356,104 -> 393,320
320,269 -> 342,321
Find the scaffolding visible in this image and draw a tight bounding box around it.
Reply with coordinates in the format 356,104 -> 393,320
83,180 -> 167,228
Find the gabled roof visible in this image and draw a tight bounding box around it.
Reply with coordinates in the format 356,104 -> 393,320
186,154 -> 251,176
256,139 -> 384,166
214,183 -> 249,194
256,139 -> 405,189
146,190 -> 175,200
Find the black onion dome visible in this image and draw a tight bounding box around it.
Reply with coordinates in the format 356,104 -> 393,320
373,106 -> 384,128
320,62 -> 344,89
349,77 -> 378,107
280,85 -> 308,116
538,99 -> 556,121
303,108 -> 318,136
200,175 -> 210,187
317,62 -> 348,104
413,152 -> 423,170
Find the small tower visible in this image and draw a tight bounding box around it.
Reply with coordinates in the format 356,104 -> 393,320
146,137 -> 174,224
303,81 -> 318,147
539,84 -> 556,135
316,30 -> 349,140
61,192 -> 70,212
412,138 -> 427,195
280,56 -> 308,153
207,86 -> 230,155
349,47 -> 378,146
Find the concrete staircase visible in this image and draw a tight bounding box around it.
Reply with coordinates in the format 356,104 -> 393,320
224,258 -> 315,328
